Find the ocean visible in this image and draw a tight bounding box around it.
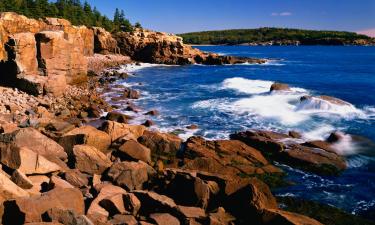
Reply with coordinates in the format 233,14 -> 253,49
105,46 -> 375,217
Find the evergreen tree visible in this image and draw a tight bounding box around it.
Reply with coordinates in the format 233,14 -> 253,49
135,22 -> 142,29
0,0 -> 136,33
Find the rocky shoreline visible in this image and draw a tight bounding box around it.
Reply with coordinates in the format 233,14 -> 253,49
0,12 -> 374,225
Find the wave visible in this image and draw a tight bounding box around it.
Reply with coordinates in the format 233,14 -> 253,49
117,63 -> 178,74
221,77 -> 274,94
295,96 -> 364,118
192,77 -> 375,143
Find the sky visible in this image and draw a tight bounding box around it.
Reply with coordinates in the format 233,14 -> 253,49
84,0 -> 375,35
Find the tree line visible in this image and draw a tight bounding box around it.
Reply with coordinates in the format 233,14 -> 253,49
0,0 -> 141,32
179,28 -> 373,45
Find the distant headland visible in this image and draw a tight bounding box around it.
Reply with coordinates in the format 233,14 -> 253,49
179,28 -> 375,46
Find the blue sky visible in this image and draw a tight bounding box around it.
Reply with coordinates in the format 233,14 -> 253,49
84,0 -> 375,34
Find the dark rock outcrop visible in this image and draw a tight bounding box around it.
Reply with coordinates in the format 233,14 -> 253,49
230,130 -> 347,175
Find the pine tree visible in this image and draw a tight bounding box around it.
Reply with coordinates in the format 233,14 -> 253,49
0,0 -> 134,33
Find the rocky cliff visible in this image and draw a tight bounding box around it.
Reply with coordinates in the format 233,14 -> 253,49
0,12 -> 94,96
0,13 -> 266,97
115,28 -> 266,65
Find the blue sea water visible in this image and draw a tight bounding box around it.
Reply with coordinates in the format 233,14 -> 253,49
107,46 -> 375,217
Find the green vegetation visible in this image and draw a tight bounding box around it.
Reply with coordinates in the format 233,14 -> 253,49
179,28 -> 373,45
0,0 -> 139,32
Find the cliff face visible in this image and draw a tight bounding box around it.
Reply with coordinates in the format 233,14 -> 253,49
0,12 -> 93,96
0,13 -> 266,97
115,29 -> 266,65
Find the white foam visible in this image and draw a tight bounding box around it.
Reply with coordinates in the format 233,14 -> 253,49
331,132 -> 359,155
296,96 -> 364,118
261,60 -> 286,66
117,63 -> 178,74
222,77 -> 274,94
230,94 -> 308,125
302,125 -> 336,140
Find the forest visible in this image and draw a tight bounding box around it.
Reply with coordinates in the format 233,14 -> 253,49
179,28 -> 373,45
0,0 -> 141,32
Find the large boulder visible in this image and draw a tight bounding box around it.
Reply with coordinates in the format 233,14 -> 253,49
72,145 -> 112,175
182,136 -> 281,177
87,184 -> 127,223
132,190 -> 178,216
101,121 -> 146,143
118,140 -> 152,164
2,188 -> 84,224
0,128 -> 67,161
270,83 -> 290,92
59,126 -> 111,154
1,146 -> 61,175
0,170 -> 30,202
138,130 -> 182,163
92,27 -> 118,54
107,161 -> 156,191
161,169 -> 215,209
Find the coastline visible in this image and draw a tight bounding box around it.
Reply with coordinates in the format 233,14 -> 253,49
0,12 -> 373,225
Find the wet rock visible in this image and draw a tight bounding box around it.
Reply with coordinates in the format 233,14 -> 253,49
302,140 -> 336,153
118,140 -> 152,163
262,209 -> 323,225
106,111 -> 132,123
186,124 -> 199,130
72,145 -> 112,175
107,161 -> 156,191
270,83 -> 290,92
123,87 -> 140,99
145,110 -> 159,116
326,131 -> 345,143
2,188 -> 84,224
288,131 -> 302,139
143,120 -> 155,127
300,95 -> 351,106
230,130 -> 346,175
